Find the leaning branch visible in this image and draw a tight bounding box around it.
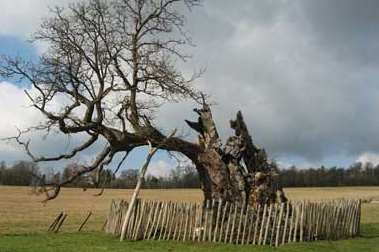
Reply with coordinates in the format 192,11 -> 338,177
120,129 -> 177,241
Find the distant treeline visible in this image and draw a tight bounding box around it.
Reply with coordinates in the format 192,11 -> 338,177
1,160 -> 379,188
280,162 -> 379,187
0,161 -> 200,189
0,161 -> 39,186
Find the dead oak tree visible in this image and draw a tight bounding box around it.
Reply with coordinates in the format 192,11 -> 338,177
0,0 -> 285,205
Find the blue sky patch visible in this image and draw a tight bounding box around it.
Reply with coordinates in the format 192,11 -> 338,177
0,35 -> 39,87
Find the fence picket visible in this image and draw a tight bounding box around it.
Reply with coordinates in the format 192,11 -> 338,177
236,201 -> 245,244
263,204 -> 273,245
252,205 -> 261,245
218,201 -> 229,242
242,206 -> 250,244
213,199 -> 223,242
105,198 -> 361,247
275,203 -> 284,247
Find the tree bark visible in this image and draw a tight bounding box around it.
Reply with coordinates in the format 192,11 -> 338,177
185,103 -> 286,206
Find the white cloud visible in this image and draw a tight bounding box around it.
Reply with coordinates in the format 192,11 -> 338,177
0,82 -> 100,166
147,160 -> 173,178
0,82 -> 40,134
0,0 -> 73,37
0,82 -> 40,162
356,152 -> 379,166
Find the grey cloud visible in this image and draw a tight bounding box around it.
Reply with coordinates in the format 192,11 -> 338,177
157,0 -> 379,165
2,0 -> 379,167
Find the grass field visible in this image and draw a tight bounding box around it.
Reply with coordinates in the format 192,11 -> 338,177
0,186 -> 379,251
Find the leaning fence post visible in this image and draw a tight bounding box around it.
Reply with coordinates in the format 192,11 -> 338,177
252,204 -> 261,245
282,202 -> 289,245
275,203 -> 284,247
241,205 -> 250,244
196,202 -> 204,242
223,202 -> 233,243
143,201 -> 156,239
133,200 -> 146,240
218,201 -> 229,242
258,203 -> 267,245
119,145 -> 158,241
54,212 -> 67,233
164,201 -> 173,240
236,201 -> 245,244
48,212 -> 63,232
208,199 -> 215,241
229,202 -> 239,244
154,201 -> 164,239
300,201 -> 304,242
263,203 -> 273,245
213,198 -> 223,242
202,200 -> 210,241
183,203 -> 190,241
120,130 -> 176,241
78,211 -> 92,232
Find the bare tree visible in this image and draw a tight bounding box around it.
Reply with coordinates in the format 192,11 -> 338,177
0,0 -> 285,205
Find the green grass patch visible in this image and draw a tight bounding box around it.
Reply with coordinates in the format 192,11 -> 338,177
1,223 -> 379,252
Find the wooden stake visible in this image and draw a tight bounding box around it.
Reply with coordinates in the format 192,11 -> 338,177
263,204 -> 273,245
143,201 -> 156,239
202,200 -> 210,241
287,203 -> 294,243
275,203 -> 284,247
207,199 -> 215,241
78,211 -> 92,232
241,205 -> 250,244
197,202 -> 204,242
172,203 -> 180,240
159,202 -> 168,240
224,202 -> 233,243
252,205 -> 261,245
133,200 -> 146,240
293,203 -> 299,242
120,130 -> 176,241
213,198 -> 222,242
218,201 -> 229,242
258,203 -> 267,245
192,203 -> 200,241
183,203 -> 190,241
270,204 -> 278,246
300,202 -> 304,242
282,202 -> 289,245
153,201 -> 164,239
54,213 -> 67,233
229,203 -> 238,244
169,202 -> 177,240
236,201 -> 245,244
48,212 -> 63,232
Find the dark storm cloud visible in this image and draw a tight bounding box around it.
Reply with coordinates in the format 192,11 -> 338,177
158,0 -> 379,164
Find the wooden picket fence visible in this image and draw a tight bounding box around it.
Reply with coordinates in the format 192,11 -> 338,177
104,198 -> 361,246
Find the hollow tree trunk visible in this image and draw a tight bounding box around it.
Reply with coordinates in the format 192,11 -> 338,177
185,103 -> 286,206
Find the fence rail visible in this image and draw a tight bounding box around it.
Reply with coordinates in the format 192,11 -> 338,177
104,198 -> 361,246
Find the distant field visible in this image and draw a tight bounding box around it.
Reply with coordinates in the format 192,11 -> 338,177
0,186 -> 379,234
0,186 -> 379,251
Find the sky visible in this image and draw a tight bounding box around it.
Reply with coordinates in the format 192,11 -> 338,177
0,0 -> 379,176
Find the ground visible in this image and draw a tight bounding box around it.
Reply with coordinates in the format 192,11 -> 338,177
0,186 -> 379,251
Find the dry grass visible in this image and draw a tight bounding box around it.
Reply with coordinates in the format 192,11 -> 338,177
0,186 -> 379,234
284,186 -> 379,201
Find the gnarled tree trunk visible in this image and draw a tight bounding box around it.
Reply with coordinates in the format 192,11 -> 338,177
185,102 -> 287,206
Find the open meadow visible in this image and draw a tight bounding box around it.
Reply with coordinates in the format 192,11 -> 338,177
0,186 -> 379,251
